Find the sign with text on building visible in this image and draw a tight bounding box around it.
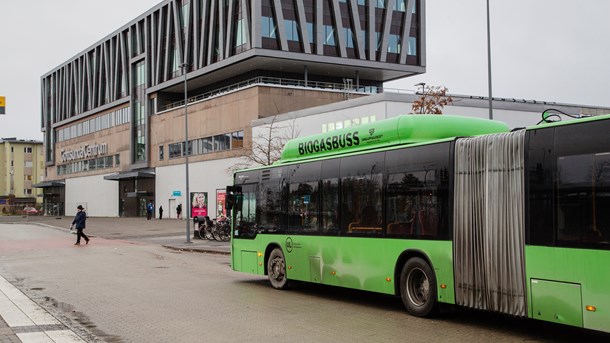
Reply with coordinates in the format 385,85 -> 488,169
60,142 -> 108,163
0,96 -> 5,114
172,190 -> 182,197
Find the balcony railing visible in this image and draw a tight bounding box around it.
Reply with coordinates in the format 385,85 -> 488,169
158,76 -> 383,112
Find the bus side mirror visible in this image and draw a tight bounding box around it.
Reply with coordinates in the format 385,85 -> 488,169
225,186 -> 242,211
226,194 -> 234,211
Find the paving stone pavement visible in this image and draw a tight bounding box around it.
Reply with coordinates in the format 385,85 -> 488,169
0,215 -> 229,342
0,215 -> 230,255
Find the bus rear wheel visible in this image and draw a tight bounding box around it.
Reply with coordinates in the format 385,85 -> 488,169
267,248 -> 289,289
400,257 -> 437,317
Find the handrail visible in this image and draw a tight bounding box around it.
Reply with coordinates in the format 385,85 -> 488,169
158,76 -> 384,112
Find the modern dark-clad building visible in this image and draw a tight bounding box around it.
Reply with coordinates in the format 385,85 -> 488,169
39,0 -> 425,217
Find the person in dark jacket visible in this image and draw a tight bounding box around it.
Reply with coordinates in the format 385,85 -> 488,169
176,203 -> 182,219
159,205 -> 164,219
71,205 -> 89,245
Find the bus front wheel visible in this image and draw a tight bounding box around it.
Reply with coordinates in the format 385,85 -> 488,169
400,257 -> 437,317
267,248 -> 289,289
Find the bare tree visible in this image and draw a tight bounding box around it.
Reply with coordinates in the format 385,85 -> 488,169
229,115 -> 301,172
411,85 -> 454,114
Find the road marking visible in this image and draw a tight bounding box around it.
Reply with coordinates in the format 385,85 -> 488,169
0,274 -> 86,342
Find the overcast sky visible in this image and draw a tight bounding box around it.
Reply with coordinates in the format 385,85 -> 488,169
1,0 -> 609,141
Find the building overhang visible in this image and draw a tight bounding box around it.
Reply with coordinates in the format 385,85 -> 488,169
33,180 -> 65,188
104,170 -> 155,181
151,49 -> 425,95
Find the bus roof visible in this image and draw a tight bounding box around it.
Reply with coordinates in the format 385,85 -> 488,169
279,114 -> 509,163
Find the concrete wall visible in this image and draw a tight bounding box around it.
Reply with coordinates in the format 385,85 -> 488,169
65,174 -> 118,217
155,157 -> 240,220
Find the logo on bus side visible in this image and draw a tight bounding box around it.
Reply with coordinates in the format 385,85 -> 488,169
285,237 -> 301,253
286,237 -> 293,253
297,131 -> 360,156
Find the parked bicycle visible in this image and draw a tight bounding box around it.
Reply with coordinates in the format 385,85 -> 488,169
196,216 -> 231,241
197,216 -> 215,240
212,217 -> 231,242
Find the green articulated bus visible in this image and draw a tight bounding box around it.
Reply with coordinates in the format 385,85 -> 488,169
227,114 -> 610,334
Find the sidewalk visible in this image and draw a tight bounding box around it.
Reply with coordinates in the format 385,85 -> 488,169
0,215 -> 230,255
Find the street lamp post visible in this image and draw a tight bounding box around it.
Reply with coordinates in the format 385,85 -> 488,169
180,62 -> 191,244
486,0 -> 494,120
415,82 -> 426,114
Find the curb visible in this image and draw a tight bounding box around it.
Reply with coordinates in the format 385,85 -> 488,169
161,245 -> 230,255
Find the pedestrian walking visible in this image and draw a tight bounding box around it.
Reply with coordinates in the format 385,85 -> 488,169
71,205 -> 89,245
176,203 -> 182,219
146,201 -> 154,220
159,205 -> 163,219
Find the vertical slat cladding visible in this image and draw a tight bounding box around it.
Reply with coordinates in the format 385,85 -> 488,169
207,0 -> 217,65
193,0 -> 201,68
272,0 -> 288,51
251,0 -> 262,49
367,1 -> 375,60
225,0 -> 236,58
379,0 -> 395,62
164,4 -> 174,82
144,16 -> 151,88
110,36 -> 117,100
78,57 -> 84,113
399,0 -> 414,64
242,0 -> 252,50
315,0 -> 323,55
330,0 -> 346,57
199,0 -> 210,66
135,20 -> 142,55
295,0 -> 310,54
156,8 -> 165,84
85,53 -> 91,110
100,42 -> 108,104
185,0 -> 194,68
453,131 -> 526,317
348,0 -> 365,59
172,0 -> 183,70
218,0 -> 226,60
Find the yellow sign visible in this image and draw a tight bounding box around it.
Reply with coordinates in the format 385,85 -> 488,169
0,96 -> 5,114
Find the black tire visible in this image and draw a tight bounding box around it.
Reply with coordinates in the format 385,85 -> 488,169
219,225 -> 231,241
197,225 -> 206,240
400,257 -> 437,317
204,226 -> 214,240
267,248 -> 289,289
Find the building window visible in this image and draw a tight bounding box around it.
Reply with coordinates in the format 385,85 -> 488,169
324,26 -> 335,46
284,20 -> 299,42
235,19 -> 247,46
343,28 -> 355,49
214,134 -> 231,152
262,16 -> 277,38
169,143 -> 182,159
388,34 -> 401,53
24,147 -> 32,153
115,154 -> 120,166
159,146 -> 164,160
408,37 -> 417,56
24,161 -> 33,168
307,22 -> 314,44
231,131 -> 244,149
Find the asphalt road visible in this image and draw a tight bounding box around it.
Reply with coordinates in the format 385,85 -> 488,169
1,223 -> 609,342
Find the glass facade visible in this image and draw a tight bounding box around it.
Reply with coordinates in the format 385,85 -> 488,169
132,61 -> 146,163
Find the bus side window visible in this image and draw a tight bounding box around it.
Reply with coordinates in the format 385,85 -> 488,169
321,178 -> 339,234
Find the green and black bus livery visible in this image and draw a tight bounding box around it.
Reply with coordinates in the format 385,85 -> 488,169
228,114 -> 610,334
